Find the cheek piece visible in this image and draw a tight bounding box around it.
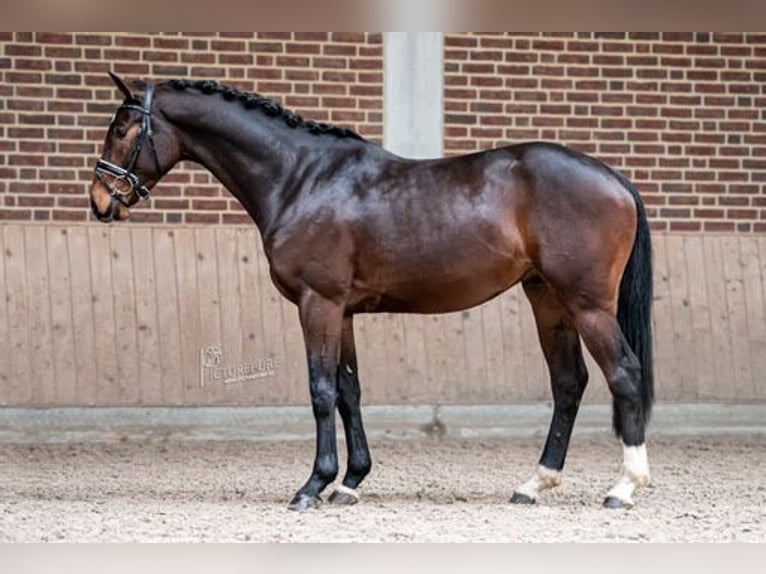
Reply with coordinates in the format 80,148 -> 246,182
94,83 -> 161,207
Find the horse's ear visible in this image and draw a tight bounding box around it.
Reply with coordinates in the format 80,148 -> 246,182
108,71 -> 133,100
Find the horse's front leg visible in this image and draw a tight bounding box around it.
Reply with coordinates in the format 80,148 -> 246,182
288,291 -> 345,511
328,315 -> 372,505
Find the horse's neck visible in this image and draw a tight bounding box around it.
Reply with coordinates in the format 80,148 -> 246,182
165,94 -> 309,231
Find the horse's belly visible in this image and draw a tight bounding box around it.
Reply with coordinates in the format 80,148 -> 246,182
352,245 -> 530,314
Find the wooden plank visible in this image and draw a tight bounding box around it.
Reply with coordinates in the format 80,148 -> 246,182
400,315 -> 429,403
683,235 -> 715,400
236,229 -> 269,403
651,235 -> 678,400
493,292 -> 512,402
24,226 -> 55,404
216,228 -> 243,364
357,312 -> 394,403
355,315 -> 377,402
66,227 -> 98,405
442,311 -> 468,403
721,235 -> 752,400
87,227 -> 119,404
279,296 -> 304,404
195,227 -> 223,403
461,305 -> 488,403
236,231 -> 263,362
665,234 -> 695,400
173,229 -> 202,404
741,236 -> 766,401
253,239 -> 289,403
481,298 -> 506,402
152,228 -> 183,405
0,226 -> 8,404
499,289 -> 526,402
376,314 -> 397,400
1,226 -> 31,405
46,227 -> 77,403
382,313 -> 410,401
215,227 -> 244,403
703,236 -> 735,400
44,230 -> 74,401
109,226 -> 140,403
419,314 -> 446,402
519,289 -> 548,402
131,227 -> 163,404
757,237 -> 766,399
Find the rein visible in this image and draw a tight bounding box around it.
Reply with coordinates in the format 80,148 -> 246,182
94,83 -> 162,209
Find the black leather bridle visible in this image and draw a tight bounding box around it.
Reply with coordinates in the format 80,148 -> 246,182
94,83 -> 161,211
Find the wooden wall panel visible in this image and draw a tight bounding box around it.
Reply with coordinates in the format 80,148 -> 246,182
1,223 -> 765,406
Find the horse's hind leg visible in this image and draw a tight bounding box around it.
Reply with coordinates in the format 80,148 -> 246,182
328,315 -> 372,505
511,276 -> 589,504
567,304 -> 650,509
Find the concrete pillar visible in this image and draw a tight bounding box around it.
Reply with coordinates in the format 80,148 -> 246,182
383,32 -> 444,159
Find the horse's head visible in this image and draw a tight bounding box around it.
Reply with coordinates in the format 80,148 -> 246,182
90,73 -> 180,222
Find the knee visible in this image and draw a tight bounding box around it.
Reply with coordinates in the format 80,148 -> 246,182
315,453 -> 339,483
310,378 -> 337,417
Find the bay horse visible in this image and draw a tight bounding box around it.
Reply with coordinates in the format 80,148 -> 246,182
90,74 -> 654,510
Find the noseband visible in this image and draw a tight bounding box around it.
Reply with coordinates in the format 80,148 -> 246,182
94,83 -> 161,206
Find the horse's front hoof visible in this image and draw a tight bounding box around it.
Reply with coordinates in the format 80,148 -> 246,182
510,492 -> 536,505
288,493 -> 322,511
603,496 -> 633,510
328,485 -> 360,506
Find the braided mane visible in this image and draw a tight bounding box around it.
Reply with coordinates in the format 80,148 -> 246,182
165,79 -> 362,141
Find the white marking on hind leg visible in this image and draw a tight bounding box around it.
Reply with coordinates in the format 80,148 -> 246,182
331,484 -> 360,502
606,443 -> 650,507
514,465 -> 561,501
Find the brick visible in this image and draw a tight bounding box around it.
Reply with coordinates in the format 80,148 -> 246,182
313,57 -> 346,69
567,41 -> 599,52
185,212 -> 219,224
1,32 -> 762,230
331,33 -> 365,43
75,34 -> 111,46
349,59 -> 380,71
35,33 -> 73,44
670,220 -> 702,231
312,83 -> 346,96
5,44 -> 42,56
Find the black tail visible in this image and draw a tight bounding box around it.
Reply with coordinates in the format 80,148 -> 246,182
613,172 -> 654,438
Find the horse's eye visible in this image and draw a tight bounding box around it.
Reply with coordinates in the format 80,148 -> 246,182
115,126 -> 127,139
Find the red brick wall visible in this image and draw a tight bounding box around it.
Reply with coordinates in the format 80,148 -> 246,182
444,32 -> 766,233
0,32 -> 383,224
2,32 -> 766,232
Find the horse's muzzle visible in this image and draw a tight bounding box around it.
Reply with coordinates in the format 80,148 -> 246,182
90,181 -> 130,223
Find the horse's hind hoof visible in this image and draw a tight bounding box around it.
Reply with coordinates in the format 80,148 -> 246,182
328,485 -> 360,506
287,494 -> 322,511
603,496 -> 633,510
510,492 -> 536,505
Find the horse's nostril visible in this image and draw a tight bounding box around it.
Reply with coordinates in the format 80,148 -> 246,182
90,196 -> 115,223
